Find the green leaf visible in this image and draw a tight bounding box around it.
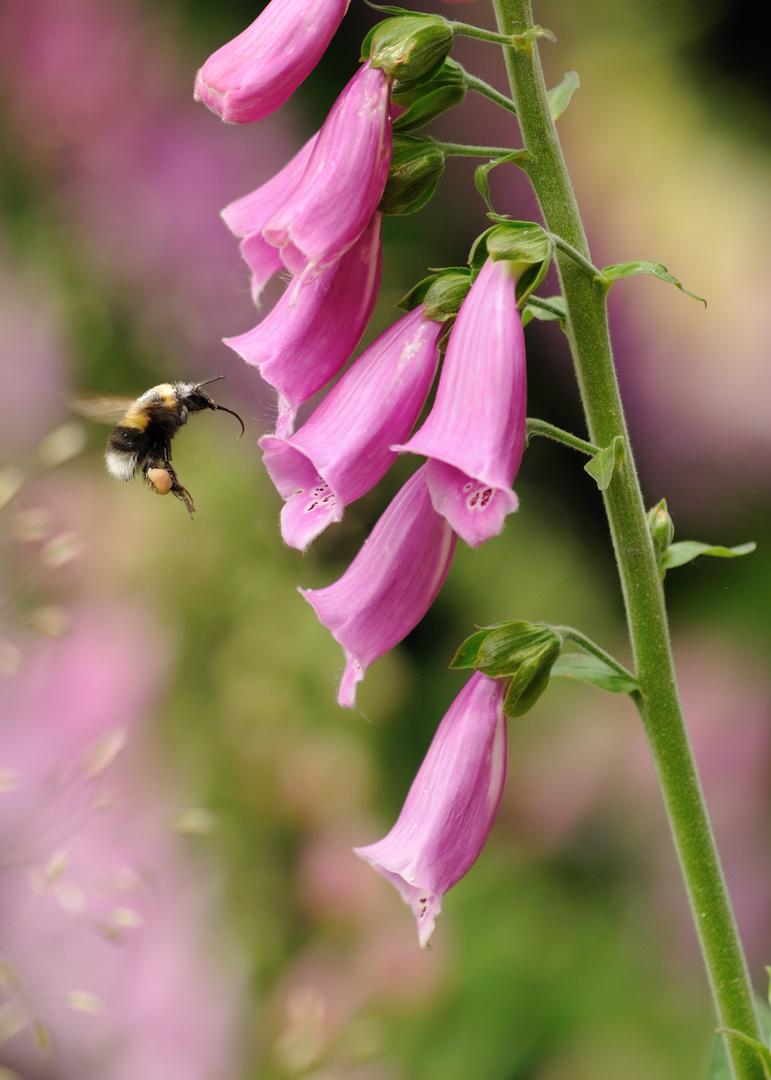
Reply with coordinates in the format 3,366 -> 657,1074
512,25 -> 556,50
704,1031 -> 732,1080
550,653 -> 638,695
598,261 -> 706,304
659,540 -> 756,572
584,435 -> 625,490
547,70 -> 579,119
474,153 -> 530,214
718,1030 -> 771,1078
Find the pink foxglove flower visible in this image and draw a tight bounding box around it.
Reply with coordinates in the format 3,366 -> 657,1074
264,62 -> 392,282
355,672 -> 507,948
394,258 -> 526,547
194,0 -> 350,124
225,214 -> 382,435
300,467 -> 456,708
260,308 -> 443,550
221,134 -> 318,304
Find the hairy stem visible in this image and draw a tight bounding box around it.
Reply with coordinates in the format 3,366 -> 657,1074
491,0 -> 763,1075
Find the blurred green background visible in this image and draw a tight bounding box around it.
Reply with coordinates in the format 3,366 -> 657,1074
1,0 -> 769,1077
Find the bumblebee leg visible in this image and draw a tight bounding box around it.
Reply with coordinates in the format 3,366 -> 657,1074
143,461 -> 196,517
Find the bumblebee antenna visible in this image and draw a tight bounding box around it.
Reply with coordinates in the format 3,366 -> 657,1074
197,375 -> 226,388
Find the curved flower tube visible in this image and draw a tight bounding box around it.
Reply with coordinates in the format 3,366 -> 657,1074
355,671 -> 508,948
194,0 -> 350,124
260,308 -> 443,550
264,62 -> 393,282
300,467 -> 457,708
221,134 -> 318,304
393,257 -> 526,547
224,214 -> 382,435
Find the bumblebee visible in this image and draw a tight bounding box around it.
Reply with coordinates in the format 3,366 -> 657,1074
69,377 -> 245,516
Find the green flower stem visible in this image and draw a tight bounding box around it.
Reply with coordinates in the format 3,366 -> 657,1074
552,625 -> 637,685
464,71 -> 518,115
547,232 -> 602,279
433,140 -> 520,158
492,0 -> 763,1075
448,21 -> 516,46
525,417 -> 598,456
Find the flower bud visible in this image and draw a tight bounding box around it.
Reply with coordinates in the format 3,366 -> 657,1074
391,58 -> 467,133
647,498 -> 675,564
365,16 -> 453,83
378,135 -> 445,216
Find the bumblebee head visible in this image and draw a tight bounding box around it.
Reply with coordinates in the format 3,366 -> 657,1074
183,377 -> 245,438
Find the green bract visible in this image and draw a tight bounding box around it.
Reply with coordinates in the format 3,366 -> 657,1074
365,15 -> 453,83
646,499 -> 675,564
378,134 -> 446,216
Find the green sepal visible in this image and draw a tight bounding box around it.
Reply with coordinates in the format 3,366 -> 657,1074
365,15 -> 453,83
363,2 -> 416,15
584,435 -> 625,490
547,70 -> 579,120
550,653 -> 638,695
646,498 -> 675,564
717,1030 -> 771,1079
521,294 -> 566,327
659,540 -> 756,573
473,152 -> 531,214
397,268 -> 471,320
468,222 -> 552,305
378,134 -> 446,216
451,621 -> 562,719
391,58 -> 467,132
597,261 -> 706,305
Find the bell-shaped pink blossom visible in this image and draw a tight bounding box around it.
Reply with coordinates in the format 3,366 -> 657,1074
221,134 -> 318,304
224,214 -> 382,435
393,258 -> 526,547
194,0 -> 350,124
264,62 -> 392,282
259,308 -> 443,550
355,672 -> 507,948
300,467 -> 456,708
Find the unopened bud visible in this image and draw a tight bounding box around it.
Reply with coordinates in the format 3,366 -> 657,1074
366,16 -> 453,83
378,134 -> 446,216
392,58 -> 467,133
646,498 -> 674,563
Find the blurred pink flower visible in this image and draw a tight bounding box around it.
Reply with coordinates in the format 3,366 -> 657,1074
355,672 -> 508,948
0,607 -> 237,1079
300,467 -> 456,708
225,214 -> 382,435
259,307 -> 443,550
194,0 -> 350,124
394,257 -> 526,547
264,62 -> 393,282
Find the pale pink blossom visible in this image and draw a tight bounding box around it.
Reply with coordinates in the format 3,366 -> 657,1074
264,62 -> 392,282
260,308 -> 443,550
224,214 -> 382,435
221,134 -> 318,304
194,0 -> 350,124
394,258 -> 526,547
300,467 -> 456,708
355,672 -> 508,947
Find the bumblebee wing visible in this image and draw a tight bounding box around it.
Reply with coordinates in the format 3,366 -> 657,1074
64,391 -> 137,424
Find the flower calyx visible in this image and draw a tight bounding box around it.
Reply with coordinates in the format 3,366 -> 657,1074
378,134 -> 446,216
364,15 -> 454,83
398,268 -> 472,323
471,222 -> 553,305
451,621 -> 563,718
